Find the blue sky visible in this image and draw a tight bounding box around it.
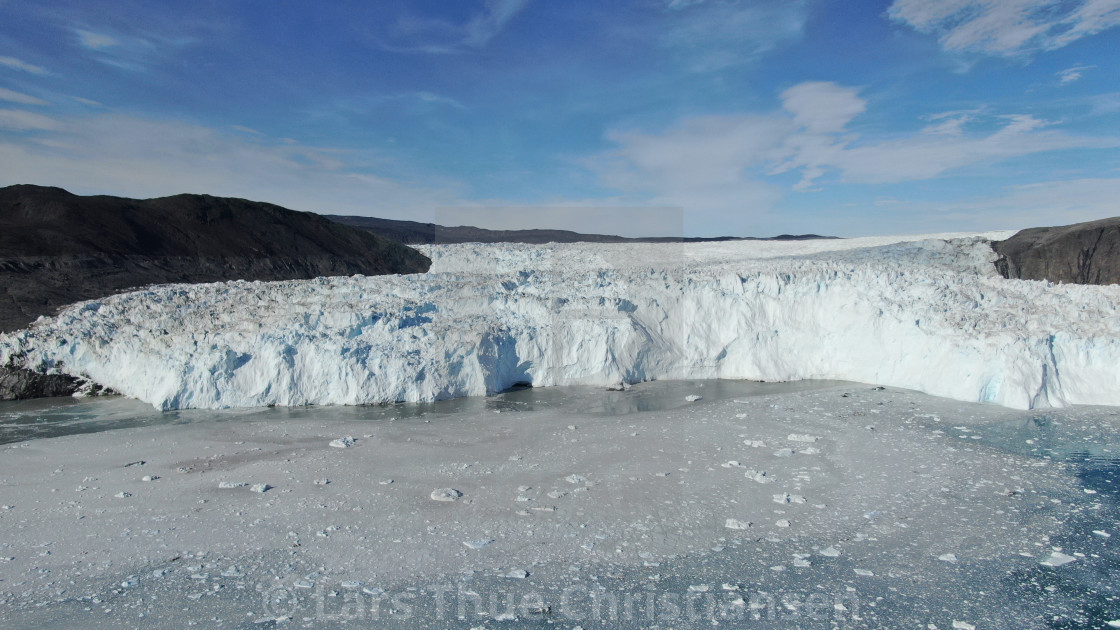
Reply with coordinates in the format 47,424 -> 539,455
1,0 -> 1119,237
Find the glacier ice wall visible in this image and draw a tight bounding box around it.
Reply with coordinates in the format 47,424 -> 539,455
2,233 -> 1118,411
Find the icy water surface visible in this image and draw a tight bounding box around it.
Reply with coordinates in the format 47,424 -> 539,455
0,378 -> 844,446
1,382 -> 1118,629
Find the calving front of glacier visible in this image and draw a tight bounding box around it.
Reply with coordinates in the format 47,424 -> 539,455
2,233 -> 1118,410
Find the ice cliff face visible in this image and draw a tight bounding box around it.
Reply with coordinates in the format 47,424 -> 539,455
2,232 -> 1118,411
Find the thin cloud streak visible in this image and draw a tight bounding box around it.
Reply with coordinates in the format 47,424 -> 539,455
0,55 -> 50,75
888,0 -> 1120,56
0,87 -> 49,106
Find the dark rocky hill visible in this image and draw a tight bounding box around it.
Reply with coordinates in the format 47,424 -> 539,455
0,185 -> 431,334
0,185 -> 432,400
994,216 -> 1120,285
326,214 -> 835,245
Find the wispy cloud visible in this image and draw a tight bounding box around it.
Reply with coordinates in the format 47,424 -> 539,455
0,112 -> 460,218
382,0 -> 529,53
772,85 -> 1117,189
0,87 -> 48,106
786,113 -> 1114,187
414,92 -> 466,109
0,55 -> 50,75
71,96 -> 104,107
0,108 -> 60,131
1057,64 -> 1095,84
886,176 -> 1120,232
661,0 -> 808,71
75,29 -> 119,50
590,81 -> 1120,218
888,0 -> 1120,56
69,26 -> 195,71
589,113 -> 791,224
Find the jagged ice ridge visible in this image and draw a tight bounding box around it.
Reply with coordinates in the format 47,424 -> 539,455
2,232 -> 1118,410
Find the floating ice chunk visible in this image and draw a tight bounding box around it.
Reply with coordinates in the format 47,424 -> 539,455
853,569 -> 874,576
221,566 -> 243,577
218,481 -> 248,489
1107,621 -> 1120,628
799,447 -> 821,455
1092,530 -> 1111,538
141,475 -> 158,482
819,546 -> 840,557
773,493 -> 806,504
314,479 -> 330,485
775,519 -> 791,528
463,539 -> 495,550
952,622 -> 976,630
743,440 -> 766,448
792,557 -> 811,568
685,395 -> 702,402
721,460 -> 744,468
773,448 -> 795,458
1040,551 -> 1077,567
787,434 -> 819,443
745,470 -> 772,484
688,584 -> 709,592
329,436 -> 356,449
938,553 -> 958,563
430,488 -> 463,502
250,483 -> 271,493
504,569 -> 529,579
565,474 -> 588,485
114,491 -> 131,498
725,519 -> 752,530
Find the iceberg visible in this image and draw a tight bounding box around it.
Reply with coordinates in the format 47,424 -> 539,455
2,232 -> 1118,411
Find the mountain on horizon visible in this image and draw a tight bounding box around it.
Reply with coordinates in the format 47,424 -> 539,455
325,214 -> 837,245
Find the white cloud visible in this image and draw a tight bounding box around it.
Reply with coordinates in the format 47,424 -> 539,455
75,29 -> 119,50
590,113 -> 791,227
0,55 -> 49,75
0,87 -> 48,106
0,108 -> 61,130
888,0 -> 1120,56
780,82 -> 866,134
1057,64 -> 1095,84
0,112 -> 460,219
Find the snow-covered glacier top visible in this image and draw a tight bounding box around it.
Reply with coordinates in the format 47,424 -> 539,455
3,231 -> 1118,411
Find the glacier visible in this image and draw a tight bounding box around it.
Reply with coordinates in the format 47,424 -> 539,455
2,231 -> 1119,411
